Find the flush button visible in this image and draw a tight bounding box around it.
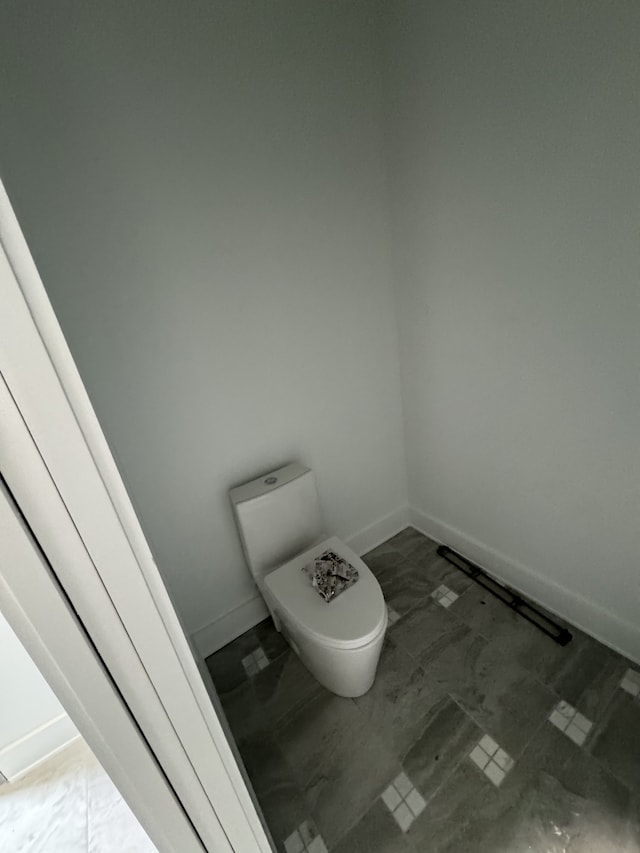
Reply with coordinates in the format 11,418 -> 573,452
265,476 -> 277,485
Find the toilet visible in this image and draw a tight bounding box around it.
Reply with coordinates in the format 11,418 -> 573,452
229,463 -> 387,698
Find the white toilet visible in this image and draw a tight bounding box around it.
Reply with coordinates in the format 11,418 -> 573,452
229,463 -> 387,698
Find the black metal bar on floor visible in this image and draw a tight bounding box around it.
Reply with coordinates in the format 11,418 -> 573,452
436,545 -> 573,647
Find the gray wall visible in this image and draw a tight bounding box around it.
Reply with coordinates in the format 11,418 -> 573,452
386,0 -> 640,651
2,0 -> 638,659
0,1 -> 407,639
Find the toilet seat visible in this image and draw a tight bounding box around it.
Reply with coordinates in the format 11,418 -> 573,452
264,536 -> 387,650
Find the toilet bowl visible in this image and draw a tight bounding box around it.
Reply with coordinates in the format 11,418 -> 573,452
263,536 -> 387,697
229,463 -> 387,698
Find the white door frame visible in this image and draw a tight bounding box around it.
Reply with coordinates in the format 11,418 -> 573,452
0,472 -> 206,853
0,181 -> 271,852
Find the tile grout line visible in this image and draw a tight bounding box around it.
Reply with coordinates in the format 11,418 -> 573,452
508,696 -> 559,765
322,698 -> 408,850
388,591 -> 475,673
469,735 -> 515,787
446,685 -> 554,767
272,684 -> 330,734
273,695 -> 370,850
404,705 -> 476,813
577,680 -> 640,796
395,555 -> 621,716
379,550 -> 472,619
327,777 -> 396,850
575,679 -> 638,793
221,535 -> 637,851
414,592 -> 618,762
548,701 -> 593,745
453,608 -> 634,721
381,772 -> 427,832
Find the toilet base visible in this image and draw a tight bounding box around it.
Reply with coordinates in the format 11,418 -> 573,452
277,613 -> 387,698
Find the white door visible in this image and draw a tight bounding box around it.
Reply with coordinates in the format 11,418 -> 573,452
0,471 -> 207,852
0,180 -> 272,851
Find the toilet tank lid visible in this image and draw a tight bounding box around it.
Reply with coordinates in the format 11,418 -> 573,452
229,462 -> 311,506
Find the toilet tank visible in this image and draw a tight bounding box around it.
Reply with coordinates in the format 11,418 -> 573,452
229,463 -> 326,584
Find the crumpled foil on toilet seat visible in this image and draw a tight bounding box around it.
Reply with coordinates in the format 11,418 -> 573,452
302,550 -> 359,602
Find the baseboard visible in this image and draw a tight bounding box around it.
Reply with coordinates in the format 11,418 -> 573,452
192,594 -> 269,660
345,505 -> 411,559
192,505 -> 411,659
0,713 -> 79,781
410,507 -> 640,666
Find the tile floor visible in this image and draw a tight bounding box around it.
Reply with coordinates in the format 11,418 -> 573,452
0,737 -> 156,852
207,527 -> 640,852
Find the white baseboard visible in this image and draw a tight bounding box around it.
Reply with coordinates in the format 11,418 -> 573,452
410,507 -> 640,666
345,505 -> 411,558
0,713 -> 79,782
192,594 -> 269,660
192,505 -> 411,659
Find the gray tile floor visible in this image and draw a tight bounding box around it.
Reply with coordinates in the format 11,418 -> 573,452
206,528 -> 640,852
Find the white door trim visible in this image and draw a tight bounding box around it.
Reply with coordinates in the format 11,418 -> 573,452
0,180 -> 271,852
0,475 -> 206,853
